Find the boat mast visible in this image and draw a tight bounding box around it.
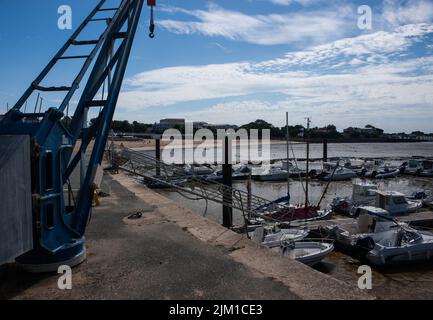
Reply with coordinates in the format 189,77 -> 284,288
305,117 -> 311,210
286,112 -> 290,202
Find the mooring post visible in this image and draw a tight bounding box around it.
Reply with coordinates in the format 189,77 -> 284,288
155,137 -> 161,177
323,138 -> 328,163
222,135 -> 233,228
247,173 -> 252,219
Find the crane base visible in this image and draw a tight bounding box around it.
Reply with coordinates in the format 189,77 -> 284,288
15,245 -> 87,273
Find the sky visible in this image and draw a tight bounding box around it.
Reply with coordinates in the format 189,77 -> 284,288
0,0 -> 433,132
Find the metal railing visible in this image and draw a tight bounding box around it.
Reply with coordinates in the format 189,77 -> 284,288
111,145 -> 283,218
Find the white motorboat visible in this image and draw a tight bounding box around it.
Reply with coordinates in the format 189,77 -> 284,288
322,209 -> 433,266
374,190 -> 422,215
254,166 -> 289,181
407,191 -> 433,209
250,226 -> 333,266
249,226 -> 309,248
321,166 -> 358,181
403,159 -> 433,177
271,241 -> 334,266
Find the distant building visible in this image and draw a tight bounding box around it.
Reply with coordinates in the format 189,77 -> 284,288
343,126 -> 383,138
205,124 -> 238,130
159,118 -> 185,126
153,118 -> 186,131
0,114 -> 4,122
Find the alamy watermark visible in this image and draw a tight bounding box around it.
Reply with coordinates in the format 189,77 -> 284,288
358,5 -> 372,30
161,122 -> 271,165
357,265 -> 372,290
58,5 -> 73,30
57,265 -> 72,290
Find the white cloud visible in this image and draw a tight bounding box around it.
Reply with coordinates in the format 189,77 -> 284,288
382,0 -> 433,26
118,23 -> 433,132
158,3 -> 354,46
267,0 -> 322,6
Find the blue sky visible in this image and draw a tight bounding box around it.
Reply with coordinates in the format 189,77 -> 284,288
1,0 -> 433,132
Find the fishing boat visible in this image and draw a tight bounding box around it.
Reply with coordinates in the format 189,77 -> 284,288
374,190 -> 422,216
322,210 -> 433,266
331,182 -> 378,215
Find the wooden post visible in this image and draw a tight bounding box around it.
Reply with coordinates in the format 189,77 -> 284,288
323,138 -> 328,163
222,135 -> 233,228
155,137 -> 161,177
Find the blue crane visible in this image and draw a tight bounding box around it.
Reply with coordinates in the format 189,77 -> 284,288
0,0 -> 156,272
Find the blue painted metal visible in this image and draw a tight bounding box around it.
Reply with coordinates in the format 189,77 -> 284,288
0,0 -> 148,266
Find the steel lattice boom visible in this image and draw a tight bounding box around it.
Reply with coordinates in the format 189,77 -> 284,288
0,0 -> 153,270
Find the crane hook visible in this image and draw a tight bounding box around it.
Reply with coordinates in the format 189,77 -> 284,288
149,5 -> 155,39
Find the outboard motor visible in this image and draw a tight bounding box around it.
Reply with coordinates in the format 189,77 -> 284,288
355,236 -> 375,255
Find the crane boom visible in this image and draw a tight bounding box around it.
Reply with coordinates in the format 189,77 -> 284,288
0,0 -> 155,271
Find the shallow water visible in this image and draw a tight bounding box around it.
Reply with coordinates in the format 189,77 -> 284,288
142,141 -> 433,162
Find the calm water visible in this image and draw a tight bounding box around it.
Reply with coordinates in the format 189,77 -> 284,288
142,141 -> 433,161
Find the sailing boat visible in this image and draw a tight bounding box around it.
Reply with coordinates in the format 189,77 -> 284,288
256,116 -> 332,223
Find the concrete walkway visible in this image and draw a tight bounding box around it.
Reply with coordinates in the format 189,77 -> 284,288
0,172 -> 372,300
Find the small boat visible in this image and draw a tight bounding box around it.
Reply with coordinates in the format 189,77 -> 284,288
254,166 -> 289,182
271,241 -> 334,266
232,164 -> 252,180
256,197 -> 332,222
363,167 -> 400,179
250,226 -> 333,266
249,226 -> 309,247
373,190 -> 422,216
323,211 -> 433,266
278,161 -> 306,177
184,164 -> 214,176
402,160 -> 433,177
320,166 -> 358,181
407,191 -> 433,208
205,165 -> 252,182
331,182 -> 378,215
360,159 -> 401,179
